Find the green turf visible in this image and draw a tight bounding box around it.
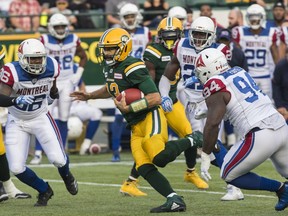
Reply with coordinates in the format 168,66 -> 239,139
1,151 -> 287,216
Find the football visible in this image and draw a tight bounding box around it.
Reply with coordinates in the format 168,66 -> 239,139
116,88 -> 144,105
89,143 -> 101,154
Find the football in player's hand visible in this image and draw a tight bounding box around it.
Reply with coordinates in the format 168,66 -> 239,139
89,143 -> 101,154
116,88 -> 144,105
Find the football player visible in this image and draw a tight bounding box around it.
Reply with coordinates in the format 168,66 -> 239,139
159,16 -> 244,201
195,48 -> 288,212
71,28 -> 203,213
0,39 -> 78,206
232,4 -> 279,99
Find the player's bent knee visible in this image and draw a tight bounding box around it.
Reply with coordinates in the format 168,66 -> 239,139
152,154 -> 170,168
138,164 -> 157,179
9,164 -> 26,175
48,154 -> 66,167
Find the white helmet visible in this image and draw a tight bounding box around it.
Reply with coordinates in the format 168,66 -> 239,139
189,16 -> 216,51
195,48 -> 229,84
119,3 -> 142,30
246,4 -> 266,30
48,13 -> 69,39
168,6 -> 187,26
18,39 -> 47,75
67,116 -> 83,140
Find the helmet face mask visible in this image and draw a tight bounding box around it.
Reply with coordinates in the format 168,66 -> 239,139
157,17 -> 183,50
119,3 -> 142,30
18,39 -> 47,75
246,4 -> 266,30
189,17 -> 216,51
48,13 -> 69,39
98,28 -> 132,66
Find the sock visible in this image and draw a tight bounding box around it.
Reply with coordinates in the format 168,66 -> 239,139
186,168 -> 195,173
127,163 -> 140,181
15,167 -> 48,193
85,120 -> 100,139
58,155 -> 69,179
167,192 -> 177,198
229,172 -> 282,192
213,140 -> 227,167
0,154 -> 10,182
55,120 -> 68,148
153,138 -> 191,168
138,164 -> 174,197
111,115 -> 124,152
34,150 -> 42,157
184,147 -> 197,168
3,179 -> 18,194
34,139 -> 43,151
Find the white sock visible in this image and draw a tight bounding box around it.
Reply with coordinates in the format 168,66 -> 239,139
167,192 -> 177,198
3,179 -> 21,197
35,150 -> 42,157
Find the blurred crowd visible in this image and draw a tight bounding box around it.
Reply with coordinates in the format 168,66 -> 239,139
0,0 -> 284,33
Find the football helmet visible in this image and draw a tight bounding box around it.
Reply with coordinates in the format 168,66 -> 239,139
246,4 -> 266,30
18,39 -> 47,75
189,16 -> 216,51
195,48 -> 229,84
67,116 -> 83,140
48,13 -> 69,39
168,6 -> 187,26
157,17 -> 183,50
98,28 -> 132,66
119,3 -> 143,30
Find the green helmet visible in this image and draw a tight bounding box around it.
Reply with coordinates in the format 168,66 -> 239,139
0,44 -> 5,68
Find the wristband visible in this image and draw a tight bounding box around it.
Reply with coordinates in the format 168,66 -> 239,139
129,98 -> 148,112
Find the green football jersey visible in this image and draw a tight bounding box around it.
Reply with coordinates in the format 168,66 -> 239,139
143,43 -> 180,103
103,56 -> 159,127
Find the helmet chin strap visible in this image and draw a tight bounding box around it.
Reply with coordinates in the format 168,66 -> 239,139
165,40 -> 175,50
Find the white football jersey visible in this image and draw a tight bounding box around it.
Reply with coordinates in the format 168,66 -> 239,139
232,26 -> 277,78
40,34 -> 81,81
130,26 -> 150,59
175,37 -> 229,92
0,57 -> 59,120
202,66 -> 282,136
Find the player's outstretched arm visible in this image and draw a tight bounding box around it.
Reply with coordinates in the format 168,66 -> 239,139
70,85 -> 111,101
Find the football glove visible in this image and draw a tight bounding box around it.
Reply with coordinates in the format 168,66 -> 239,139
14,95 -> 35,105
183,76 -> 199,89
161,96 -> 173,112
201,152 -> 212,182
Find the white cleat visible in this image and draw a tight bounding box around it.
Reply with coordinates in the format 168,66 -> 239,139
29,155 -> 42,165
221,184 -> 244,201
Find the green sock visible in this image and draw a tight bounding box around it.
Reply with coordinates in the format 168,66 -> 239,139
138,164 -> 174,197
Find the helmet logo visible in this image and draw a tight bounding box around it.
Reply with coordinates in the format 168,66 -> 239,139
196,54 -> 206,67
121,35 -> 129,43
18,43 -> 24,54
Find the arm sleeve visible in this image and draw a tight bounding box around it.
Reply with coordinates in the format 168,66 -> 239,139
0,94 -> 15,107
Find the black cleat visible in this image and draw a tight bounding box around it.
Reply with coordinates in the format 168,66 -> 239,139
34,183 -> 54,207
275,182 -> 288,211
64,172 -> 78,195
150,195 -> 186,213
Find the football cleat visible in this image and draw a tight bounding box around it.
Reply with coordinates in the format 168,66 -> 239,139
184,170 -> 209,189
9,191 -> 32,199
221,184 -> 244,201
111,155 -> 120,162
63,172 -> 78,195
34,183 -> 54,207
120,180 -> 147,197
150,195 -> 186,213
0,183 -> 8,202
275,182 -> 288,211
29,155 -> 42,165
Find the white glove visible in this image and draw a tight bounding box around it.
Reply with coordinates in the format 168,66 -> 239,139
14,95 -> 35,105
161,96 -> 173,112
201,152 -> 212,181
71,66 -> 84,86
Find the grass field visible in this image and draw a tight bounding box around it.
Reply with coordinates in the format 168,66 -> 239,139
1,151 -> 287,216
